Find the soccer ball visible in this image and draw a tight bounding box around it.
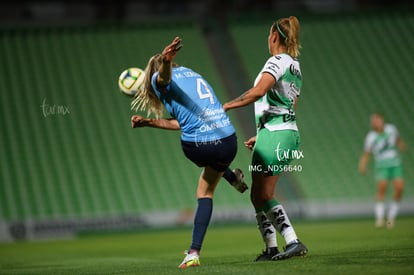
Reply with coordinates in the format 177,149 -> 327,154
118,67 -> 145,97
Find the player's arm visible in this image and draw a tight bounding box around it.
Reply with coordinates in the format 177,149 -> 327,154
359,151 -> 371,175
131,115 -> 180,130
157,37 -> 182,87
223,73 -> 274,111
396,136 -> 407,152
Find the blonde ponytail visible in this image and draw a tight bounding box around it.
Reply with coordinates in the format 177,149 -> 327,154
131,54 -> 164,118
276,16 -> 301,58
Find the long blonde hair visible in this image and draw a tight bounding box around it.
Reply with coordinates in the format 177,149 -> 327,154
273,16 -> 301,58
131,54 -> 164,118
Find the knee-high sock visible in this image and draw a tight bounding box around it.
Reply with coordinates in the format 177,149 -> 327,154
190,198 -> 213,252
255,211 -> 277,248
387,201 -> 399,222
375,201 -> 385,222
266,203 -> 298,245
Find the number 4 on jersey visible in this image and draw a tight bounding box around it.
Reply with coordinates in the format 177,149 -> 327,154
197,78 -> 215,104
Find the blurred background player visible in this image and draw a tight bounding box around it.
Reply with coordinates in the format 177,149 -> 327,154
130,37 -> 247,268
223,16 -> 307,261
359,112 -> 407,229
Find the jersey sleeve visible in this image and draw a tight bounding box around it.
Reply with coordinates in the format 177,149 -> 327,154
389,124 -> 399,137
364,132 -> 374,153
261,55 -> 285,81
151,72 -> 171,95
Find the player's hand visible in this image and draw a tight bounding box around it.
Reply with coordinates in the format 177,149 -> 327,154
161,37 -> 183,62
244,136 -> 256,150
131,115 -> 149,128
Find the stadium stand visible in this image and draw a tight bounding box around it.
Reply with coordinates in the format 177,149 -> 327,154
1,10 -> 413,240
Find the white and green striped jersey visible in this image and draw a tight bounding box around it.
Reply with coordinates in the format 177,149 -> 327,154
254,53 -> 302,132
364,124 -> 401,168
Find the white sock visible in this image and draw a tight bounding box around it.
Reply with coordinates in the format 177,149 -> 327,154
375,201 -> 385,223
267,204 -> 297,245
255,211 -> 277,248
387,201 -> 399,222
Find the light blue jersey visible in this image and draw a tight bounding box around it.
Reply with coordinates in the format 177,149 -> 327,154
152,66 -> 235,143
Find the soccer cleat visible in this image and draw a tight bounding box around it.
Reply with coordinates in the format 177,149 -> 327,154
231,168 -> 248,193
272,240 -> 308,260
255,247 -> 280,261
178,250 -> 200,268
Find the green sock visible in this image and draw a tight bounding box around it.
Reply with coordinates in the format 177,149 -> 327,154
255,199 -> 279,213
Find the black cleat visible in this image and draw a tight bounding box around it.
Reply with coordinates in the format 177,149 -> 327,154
255,247 -> 280,261
272,240 -> 308,260
231,168 -> 248,193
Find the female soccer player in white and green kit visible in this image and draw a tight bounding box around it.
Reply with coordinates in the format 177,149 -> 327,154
359,112 -> 406,229
224,16 -> 308,261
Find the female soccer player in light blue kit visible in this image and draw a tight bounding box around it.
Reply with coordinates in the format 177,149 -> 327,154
224,16 -> 307,261
130,37 -> 247,268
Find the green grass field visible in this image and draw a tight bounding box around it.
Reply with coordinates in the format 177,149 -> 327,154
0,216 -> 413,274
